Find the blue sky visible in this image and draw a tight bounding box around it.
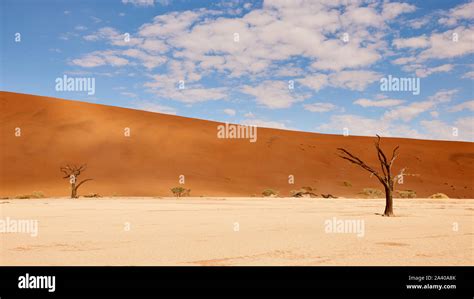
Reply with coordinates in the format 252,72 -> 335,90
1,0 -> 473,141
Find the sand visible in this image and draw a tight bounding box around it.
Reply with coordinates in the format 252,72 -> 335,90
1,197 -> 473,266
1,91 -> 473,199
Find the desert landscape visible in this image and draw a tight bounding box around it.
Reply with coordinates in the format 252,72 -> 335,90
1,91 -> 473,199
1,197 -> 472,266
2,3 -> 474,297
1,91 -> 473,266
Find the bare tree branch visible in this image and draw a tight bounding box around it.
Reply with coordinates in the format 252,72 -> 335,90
337,148 -> 386,186
389,146 -> 400,168
76,178 -> 93,190
337,135 -> 400,217
60,163 -> 93,198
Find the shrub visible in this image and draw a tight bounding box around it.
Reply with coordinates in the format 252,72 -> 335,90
428,193 -> 449,199
15,191 -> 44,199
360,188 -> 383,198
290,187 -> 318,198
343,181 -> 352,187
396,190 -> 416,198
31,191 -> 45,198
171,186 -> 190,198
84,193 -> 101,198
262,189 -> 278,197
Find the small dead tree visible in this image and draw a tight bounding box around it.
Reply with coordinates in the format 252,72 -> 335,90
337,135 -> 399,217
60,164 -> 93,198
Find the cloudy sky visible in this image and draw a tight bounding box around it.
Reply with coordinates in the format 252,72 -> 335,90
1,0 -> 473,141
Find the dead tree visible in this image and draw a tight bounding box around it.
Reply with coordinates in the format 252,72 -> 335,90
60,164 -> 93,198
337,135 -> 399,217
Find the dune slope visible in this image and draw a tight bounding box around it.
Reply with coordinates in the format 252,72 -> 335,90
0,91 -> 473,198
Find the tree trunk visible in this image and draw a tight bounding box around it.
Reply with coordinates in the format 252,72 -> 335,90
383,185 -> 394,216
71,183 -> 77,199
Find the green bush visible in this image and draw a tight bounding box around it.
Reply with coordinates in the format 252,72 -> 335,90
31,191 -> 45,198
15,191 -> 45,199
171,186 -> 190,198
360,188 -> 383,198
396,190 -> 416,198
428,193 -> 449,199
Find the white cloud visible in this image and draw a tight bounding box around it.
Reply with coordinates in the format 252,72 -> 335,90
383,102 -> 435,122
158,87 -> 227,104
121,92 -> 138,98
84,27 -> 143,47
462,71 -> 474,79
241,118 -> 288,130
223,108 -> 236,116
140,39 -> 168,53
303,102 -> 337,113
70,1 -> 417,91
383,89 -> 458,122
298,71 -> 380,92
415,64 -> 453,78
428,89 -> 459,103
391,56 -> 417,65
156,0 -> 171,6
79,27 -> 168,69
59,31 -> 79,41
144,74 -> 227,103
408,17 -> 430,29
134,0 -> 403,78
318,114 -> 398,138
74,25 -> 87,31
71,51 -> 129,68
393,36 -> 429,49
297,74 -> 328,91
328,70 -> 380,91
241,80 -> 304,109
122,48 -> 166,69
273,65 -> 304,77
418,26 -> 474,61
138,10 -> 204,38
382,2 -> 416,20
392,26 -> 474,74
421,117 -> 474,141
90,16 -> 102,23
342,7 -> 383,27
122,0 -> 155,7
453,117 -> 474,141
319,113 -> 473,141
134,101 -> 177,115
438,1 -> 474,27
449,100 -> 474,112
244,112 -> 255,118
354,98 -> 405,107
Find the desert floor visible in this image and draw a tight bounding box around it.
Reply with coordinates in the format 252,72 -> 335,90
1,197 -> 473,266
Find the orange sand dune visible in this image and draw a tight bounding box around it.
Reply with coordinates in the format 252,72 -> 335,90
0,91 -> 473,198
